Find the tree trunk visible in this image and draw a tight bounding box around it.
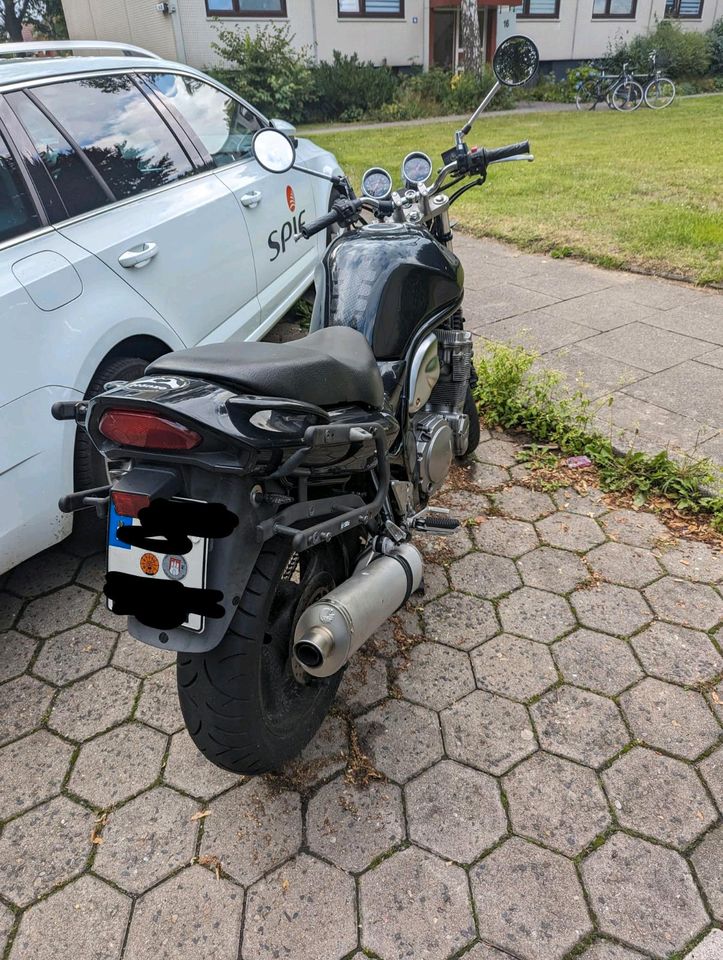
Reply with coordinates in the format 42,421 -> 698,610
460,0 -> 482,76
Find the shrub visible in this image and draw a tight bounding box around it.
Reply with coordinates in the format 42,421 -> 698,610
708,17 -> 723,74
607,18 -> 712,79
210,23 -> 315,124
309,51 -> 398,122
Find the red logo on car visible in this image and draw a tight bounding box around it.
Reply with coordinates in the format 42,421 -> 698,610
286,185 -> 296,212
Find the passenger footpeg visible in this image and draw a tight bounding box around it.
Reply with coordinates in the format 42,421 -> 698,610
411,512 -> 461,536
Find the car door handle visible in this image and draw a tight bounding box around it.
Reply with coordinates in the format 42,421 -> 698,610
240,191 -> 262,208
118,242 -> 158,269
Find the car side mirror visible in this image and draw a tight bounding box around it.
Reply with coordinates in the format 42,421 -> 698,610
252,128 -> 296,174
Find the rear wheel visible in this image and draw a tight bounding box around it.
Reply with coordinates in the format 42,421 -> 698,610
576,80 -> 599,110
611,80 -> 643,112
177,537 -> 354,775
644,77 -> 675,109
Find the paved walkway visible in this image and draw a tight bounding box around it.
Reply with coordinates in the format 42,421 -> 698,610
457,234 -> 723,470
0,431 -> 721,960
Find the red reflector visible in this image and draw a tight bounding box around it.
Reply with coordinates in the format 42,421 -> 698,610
111,490 -> 151,519
99,410 -> 201,451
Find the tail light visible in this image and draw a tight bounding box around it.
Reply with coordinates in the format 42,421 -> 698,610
99,410 -> 202,451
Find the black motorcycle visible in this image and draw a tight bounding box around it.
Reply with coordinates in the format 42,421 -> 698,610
53,36 -> 539,774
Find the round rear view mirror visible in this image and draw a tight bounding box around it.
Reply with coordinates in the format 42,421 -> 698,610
493,35 -> 540,87
252,128 -> 296,174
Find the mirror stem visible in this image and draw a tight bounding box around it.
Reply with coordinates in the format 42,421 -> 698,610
461,80 -> 501,136
292,163 -> 337,184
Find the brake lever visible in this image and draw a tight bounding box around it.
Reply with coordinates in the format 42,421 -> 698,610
487,154 -> 535,165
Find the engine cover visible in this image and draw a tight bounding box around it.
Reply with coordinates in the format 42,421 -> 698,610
414,413 -> 453,495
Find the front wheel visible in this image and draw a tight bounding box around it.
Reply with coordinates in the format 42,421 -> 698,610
644,77 -> 675,109
575,80 -> 599,111
611,80 -> 644,112
177,537 -> 352,775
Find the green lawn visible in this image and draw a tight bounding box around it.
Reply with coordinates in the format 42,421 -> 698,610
312,95 -> 723,285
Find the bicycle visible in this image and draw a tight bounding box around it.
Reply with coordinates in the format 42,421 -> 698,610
639,50 -> 676,109
576,62 -> 643,112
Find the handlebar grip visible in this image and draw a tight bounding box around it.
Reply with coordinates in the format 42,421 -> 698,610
483,140 -> 531,164
300,209 -> 340,240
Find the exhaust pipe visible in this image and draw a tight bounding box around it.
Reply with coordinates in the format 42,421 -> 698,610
293,541 -> 423,677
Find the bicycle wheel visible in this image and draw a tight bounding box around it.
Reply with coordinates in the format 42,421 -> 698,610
645,77 -> 675,109
576,79 -> 599,111
611,80 -> 644,112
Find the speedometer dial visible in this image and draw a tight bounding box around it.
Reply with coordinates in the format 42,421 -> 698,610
361,167 -> 393,200
402,151 -> 433,186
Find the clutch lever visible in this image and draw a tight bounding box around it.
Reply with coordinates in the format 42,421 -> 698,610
488,154 -> 535,165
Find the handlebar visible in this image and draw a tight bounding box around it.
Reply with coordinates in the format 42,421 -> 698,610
479,140 -> 531,166
300,207 -> 343,239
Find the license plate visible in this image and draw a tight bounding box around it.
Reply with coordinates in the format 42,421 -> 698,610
107,498 -> 209,631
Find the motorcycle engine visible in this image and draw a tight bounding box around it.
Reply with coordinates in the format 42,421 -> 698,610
411,328 -> 473,495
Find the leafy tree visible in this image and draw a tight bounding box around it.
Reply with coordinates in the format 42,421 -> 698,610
460,0 -> 482,76
1,0 -> 67,42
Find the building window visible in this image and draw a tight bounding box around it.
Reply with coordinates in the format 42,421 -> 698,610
664,0 -> 703,17
0,132 -> 41,243
338,0 -> 404,18
515,1 -> 560,18
205,0 -> 287,17
592,0 -> 637,17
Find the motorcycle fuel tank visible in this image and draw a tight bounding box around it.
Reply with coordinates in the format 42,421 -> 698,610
311,222 -> 463,360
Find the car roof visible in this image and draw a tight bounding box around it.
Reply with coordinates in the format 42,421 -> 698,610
0,53 -> 211,90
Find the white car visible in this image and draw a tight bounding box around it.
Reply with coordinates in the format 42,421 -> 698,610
0,41 -> 342,575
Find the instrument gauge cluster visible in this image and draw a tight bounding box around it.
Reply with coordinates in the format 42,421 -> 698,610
402,151 -> 433,186
361,167 -> 393,200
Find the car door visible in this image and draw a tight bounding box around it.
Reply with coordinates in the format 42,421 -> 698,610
142,71 -> 318,327
6,75 -> 260,348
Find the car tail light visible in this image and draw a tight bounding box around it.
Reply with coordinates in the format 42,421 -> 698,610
111,490 -> 151,519
99,410 -> 202,450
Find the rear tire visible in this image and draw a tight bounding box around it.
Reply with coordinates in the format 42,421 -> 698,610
177,537 -> 352,775
576,80 -> 599,110
611,80 -> 643,112
644,77 -> 675,109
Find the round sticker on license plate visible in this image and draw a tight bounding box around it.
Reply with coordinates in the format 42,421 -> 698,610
163,555 -> 188,581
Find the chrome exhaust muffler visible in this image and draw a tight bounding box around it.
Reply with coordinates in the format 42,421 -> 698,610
293,541 -> 423,678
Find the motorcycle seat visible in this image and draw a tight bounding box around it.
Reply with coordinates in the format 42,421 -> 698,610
146,326 -> 385,410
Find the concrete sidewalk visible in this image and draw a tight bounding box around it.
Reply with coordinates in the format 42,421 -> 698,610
457,234 -> 723,470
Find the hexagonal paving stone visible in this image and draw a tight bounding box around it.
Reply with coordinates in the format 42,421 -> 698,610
435,487 -> 490,520
599,508 -> 668,548
476,438 -> 519,467
585,541 -> 663,588
531,685 -> 629,769
468,461 -> 510,490
0,591 -> 22,631
517,546 -> 590,594
571,584 -> 652,636
163,729 -> 242,800
418,524 -> 473,562
422,593 -> 498,650
602,746 -> 716,849
503,752 -> 611,856
75,553 -> 105,591
48,667 -> 139,742
498,587 -> 575,643
471,516 -> 539,558
125,865 -> 243,960
686,930 -> 723,960
17,585 -> 95,638
0,731 -> 74,819
552,486 -> 608,517
69,722 -> 166,808
631,621 -> 723,685
710,677 -> 723,724
0,904 -> 12,956
441,690 -> 536,775
135,666 -> 185,734
659,539 -> 722,583
0,795 -> 94,906
553,629 -> 643,695
9,874 -> 130,960
6,548 -> 80,598
94,786 -> 199,894
244,854 -> 356,960
0,675 -> 53,746
33,623 -> 116,685
200,780 -> 301,886
471,634 -> 557,701
620,678 -> 720,761
581,833 -> 708,957
536,512 -> 605,552
357,699 -> 442,783
337,653 -> 388,714
281,713 -> 348,789
306,777 -> 404,872
360,846 -> 475,960
418,561 -> 448,602
691,824 -> 723,921
111,631 -> 174,676
449,552 -> 521,599
644,577 -> 723,631
493,486 -> 555,522
394,642 -> 475,711
405,759 -> 506,862
700,745 -> 723,812
368,607 -> 422,660
471,837 -> 592,960
577,944 -> 648,960
0,631 -> 37,683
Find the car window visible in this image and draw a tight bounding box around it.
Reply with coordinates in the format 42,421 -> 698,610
6,92 -> 110,218
0,131 -> 41,243
31,75 -> 194,203
145,73 -> 261,168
